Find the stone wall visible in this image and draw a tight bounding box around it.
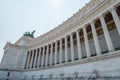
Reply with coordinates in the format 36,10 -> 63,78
0,44 -> 27,69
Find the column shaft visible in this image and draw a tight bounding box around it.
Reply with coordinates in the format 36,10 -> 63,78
70,34 -> 74,61
28,52 -> 32,68
24,53 -> 28,69
50,44 -> 53,65
83,27 -> 91,57
76,30 -> 82,59
30,50 -> 34,68
33,49 -> 38,68
37,48 -> 41,68
110,7 -> 120,35
99,15 -> 114,52
45,45 -> 49,66
54,42 -> 57,64
26,52 -> 30,69
41,47 -> 45,67
65,36 -> 68,62
90,21 -> 101,55
59,39 -> 62,64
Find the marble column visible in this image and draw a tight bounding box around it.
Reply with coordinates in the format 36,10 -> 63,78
65,36 -> 68,62
110,7 -> 120,35
50,43 -> 53,65
33,49 -> 38,68
59,39 -> 62,64
45,45 -> 49,66
76,30 -> 82,59
26,51 -> 30,69
41,46 -> 45,67
83,27 -> 91,57
54,41 -> 57,64
28,51 -> 32,68
99,15 -> 114,52
24,53 -> 28,69
90,21 -> 101,55
70,33 -> 74,61
30,50 -> 34,68
37,48 -> 41,68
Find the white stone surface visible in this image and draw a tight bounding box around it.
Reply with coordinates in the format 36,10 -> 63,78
0,0 -> 120,79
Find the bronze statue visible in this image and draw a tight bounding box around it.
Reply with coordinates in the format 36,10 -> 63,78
23,30 -> 36,38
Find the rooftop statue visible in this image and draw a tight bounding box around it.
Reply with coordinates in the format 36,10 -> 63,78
23,30 -> 36,38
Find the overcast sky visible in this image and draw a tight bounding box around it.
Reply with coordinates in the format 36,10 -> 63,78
0,0 -> 90,62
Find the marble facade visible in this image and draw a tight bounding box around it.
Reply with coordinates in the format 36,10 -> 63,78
0,0 -> 120,79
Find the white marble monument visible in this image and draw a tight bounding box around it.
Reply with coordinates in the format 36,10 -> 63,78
0,0 -> 120,79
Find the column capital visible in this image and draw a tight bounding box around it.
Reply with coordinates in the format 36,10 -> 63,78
99,14 -> 106,19
47,44 -> 49,48
55,40 -> 59,43
75,29 -> 80,33
64,35 -> 69,38
82,26 -> 87,29
89,21 -> 93,24
60,38 -> 63,41
71,32 -> 74,35
89,20 -> 96,25
99,14 -> 104,19
51,42 -> 53,45
70,32 -> 74,36
55,41 -> 58,45
42,45 -> 45,48
109,7 -> 116,12
82,26 -> 87,31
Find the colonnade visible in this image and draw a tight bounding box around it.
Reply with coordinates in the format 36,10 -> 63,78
24,5 -> 120,69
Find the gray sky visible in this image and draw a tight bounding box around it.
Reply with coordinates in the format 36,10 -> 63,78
0,0 -> 90,62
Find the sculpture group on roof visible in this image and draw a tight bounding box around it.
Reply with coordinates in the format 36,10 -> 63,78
23,30 -> 36,38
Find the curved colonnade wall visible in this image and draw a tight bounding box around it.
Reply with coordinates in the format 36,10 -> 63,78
0,0 -> 120,79
21,0 -> 120,78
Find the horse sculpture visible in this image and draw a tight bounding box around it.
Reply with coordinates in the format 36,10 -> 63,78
23,30 -> 36,38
